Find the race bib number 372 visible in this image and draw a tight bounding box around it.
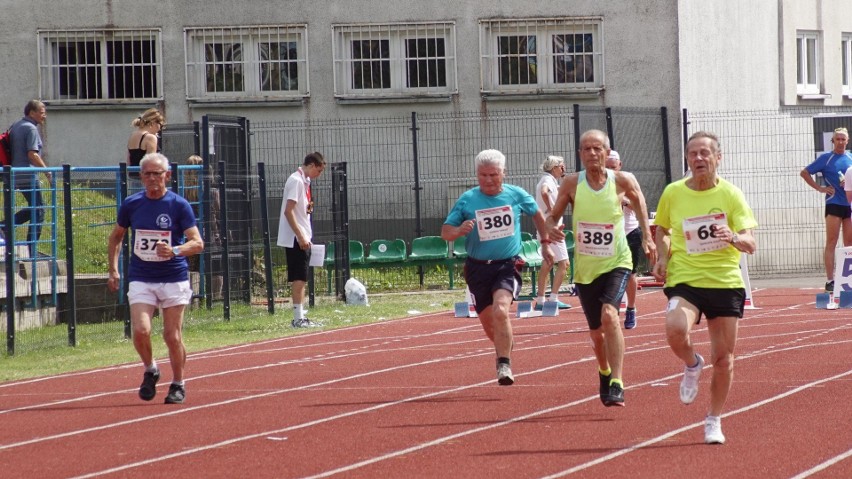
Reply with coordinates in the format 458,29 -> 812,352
475,206 -> 514,241
134,229 -> 171,262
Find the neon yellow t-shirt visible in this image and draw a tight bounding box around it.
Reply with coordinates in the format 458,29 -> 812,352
654,177 -> 757,289
572,170 -> 632,284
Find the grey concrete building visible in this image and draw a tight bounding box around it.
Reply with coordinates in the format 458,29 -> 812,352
1,0 -> 852,277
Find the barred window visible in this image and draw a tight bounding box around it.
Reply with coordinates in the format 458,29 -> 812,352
842,34 -> 851,97
796,31 -> 820,95
333,22 -> 457,99
480,18 -> 603,95
184,25 -> 309,101
38,29 -> 162,103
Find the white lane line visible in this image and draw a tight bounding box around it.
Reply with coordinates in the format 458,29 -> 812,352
0,310 -> 457,389
541,369 -> 852,478
789,448 -> 852,479
64,341 -> 852,479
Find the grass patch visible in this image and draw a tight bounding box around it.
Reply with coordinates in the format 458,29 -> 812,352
0,290 -> 462,382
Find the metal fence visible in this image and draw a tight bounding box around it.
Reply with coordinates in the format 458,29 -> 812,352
684,107 -> 852,277
9,104 -> 847,355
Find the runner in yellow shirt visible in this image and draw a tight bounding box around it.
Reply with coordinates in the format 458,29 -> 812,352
653,131 -> 757,444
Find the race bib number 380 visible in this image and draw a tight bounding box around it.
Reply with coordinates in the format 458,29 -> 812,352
475,206 -> 514,241
576,221 -> 616,257
134,229 -> 171,262
682,213 -> 728,254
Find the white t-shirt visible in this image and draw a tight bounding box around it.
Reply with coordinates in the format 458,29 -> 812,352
535,173 -> 562,231
276,168 -> 312,248
623,202 -> 639,232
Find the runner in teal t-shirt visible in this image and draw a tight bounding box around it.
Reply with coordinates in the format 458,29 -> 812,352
442,149 -> 557,387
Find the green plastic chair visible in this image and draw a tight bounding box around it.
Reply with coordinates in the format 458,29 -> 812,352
563,229 -> 575,252
324,241 -> 365,265
324,242 -> 335,267
523,240 -> 543,268
349,240 -> 365,264
409,236 -> 449,261
452,237 -> 468,259
366,239 -> 407,263
563,229 -> 575,282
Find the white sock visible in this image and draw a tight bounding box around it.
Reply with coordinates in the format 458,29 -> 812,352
548,293 -> 559,302
145,361 -> 158,373
536,296 -> 545,304
172,380 -> 185,387
294,304 -> 304,320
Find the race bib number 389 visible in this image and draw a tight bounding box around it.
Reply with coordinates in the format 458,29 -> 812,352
576,221 -> 616,257
682,213 -> 728,254
134,229 -> 171,262
475,206 -> 514,241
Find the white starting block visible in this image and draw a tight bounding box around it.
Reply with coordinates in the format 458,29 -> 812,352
516,301 -> 533,318
454,288 -> 478,318
516,301 -> 559,318
816,293 -> 837,310
454,302 -> 478,318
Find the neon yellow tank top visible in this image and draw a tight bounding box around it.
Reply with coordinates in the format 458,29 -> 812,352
572,169 -> 633,284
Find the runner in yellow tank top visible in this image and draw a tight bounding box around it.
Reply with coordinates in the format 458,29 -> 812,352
545,129 -> 657,407
572,169 -> 633,283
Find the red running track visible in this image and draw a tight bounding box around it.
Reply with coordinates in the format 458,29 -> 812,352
1,286 -> 850,479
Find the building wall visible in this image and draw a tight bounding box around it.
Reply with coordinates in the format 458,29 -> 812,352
677,0 -> 781,111
0,0 -> 683,170
779,0 -> 852,107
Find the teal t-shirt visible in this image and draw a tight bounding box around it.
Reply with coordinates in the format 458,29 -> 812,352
444,184 -> 538,260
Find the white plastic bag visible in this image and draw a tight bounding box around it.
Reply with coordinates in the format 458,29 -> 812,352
344,278 -> 369,306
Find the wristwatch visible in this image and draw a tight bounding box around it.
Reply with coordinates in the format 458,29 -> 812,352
172,246 -> 180,257
730,234 -> 739,245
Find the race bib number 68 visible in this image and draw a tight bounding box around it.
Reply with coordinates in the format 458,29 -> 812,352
682,213 -> 728,254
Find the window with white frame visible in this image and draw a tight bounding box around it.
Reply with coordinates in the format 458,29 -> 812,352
480,17 -> 603,95
38,29 -> 162,103
332,22 -> 457,99
843,34 -> 852,97
796,31 -> 821,95
184,25 -> 309,101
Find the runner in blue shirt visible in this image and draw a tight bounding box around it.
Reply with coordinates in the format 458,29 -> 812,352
108,153 -> 204,405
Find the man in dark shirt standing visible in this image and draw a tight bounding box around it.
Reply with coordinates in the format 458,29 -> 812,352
4,100 -> 51,255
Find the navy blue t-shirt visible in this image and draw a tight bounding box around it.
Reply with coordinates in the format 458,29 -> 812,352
117,190 -> 197,283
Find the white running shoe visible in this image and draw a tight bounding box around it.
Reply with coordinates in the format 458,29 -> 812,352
680,353 -> 704,404
704,415 -> 726,444
496,363 -> 514,386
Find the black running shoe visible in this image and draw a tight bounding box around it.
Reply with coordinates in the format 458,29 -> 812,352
139,370 -> 160,401
599,372 -> 611,404
826,280 -> 834,293
164,383 -> 186,404
603,383 -> 625,407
